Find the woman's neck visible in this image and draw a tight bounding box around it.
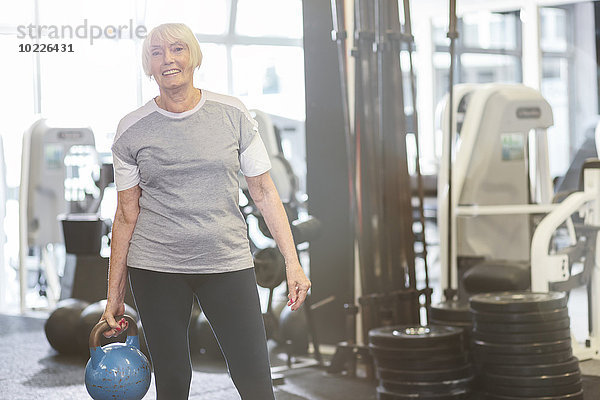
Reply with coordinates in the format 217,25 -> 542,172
155,85 -> 201,113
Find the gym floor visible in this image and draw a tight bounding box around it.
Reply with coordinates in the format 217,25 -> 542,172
0,312 -> 379,400
2,312 -> 600,400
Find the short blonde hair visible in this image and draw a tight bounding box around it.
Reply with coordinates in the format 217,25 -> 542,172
142,23 -> 203,77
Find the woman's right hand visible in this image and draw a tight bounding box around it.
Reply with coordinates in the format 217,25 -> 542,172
100,301 -> 127,338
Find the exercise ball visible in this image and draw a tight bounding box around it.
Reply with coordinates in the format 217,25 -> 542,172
189,313 -> 223,359
279,306 -> 309,354
45,298 -> 90,355
76,300 -> 138,356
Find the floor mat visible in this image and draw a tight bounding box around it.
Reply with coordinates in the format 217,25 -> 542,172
583,374 -> 600,400
0,314 -> 308,399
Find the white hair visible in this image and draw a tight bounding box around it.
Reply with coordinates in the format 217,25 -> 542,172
141,23 -> 203,77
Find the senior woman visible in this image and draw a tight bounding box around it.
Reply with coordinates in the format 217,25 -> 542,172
101,23 -> 311,400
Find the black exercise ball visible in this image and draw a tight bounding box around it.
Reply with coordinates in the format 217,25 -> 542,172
45,298 -> 90,355
76,300 -> 139,357
189,313 -> 223,360
263,312 -> 280,342
279,306 -> 309,354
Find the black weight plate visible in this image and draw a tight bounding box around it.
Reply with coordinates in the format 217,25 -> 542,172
472,328 -> 571,344
253,247 -> 286,289
473,339 -> 571,355
484,381 -> 582,397
475,349 -> 573,366
471,308 -> 569,323
473,317 -> 570,334
374,353 -> 470,371
483,357 -> 580,377
430,301 -> 471,323
483,370 -> 581,388
429,319 -> 473,328
380,376 -> 473,394
482,390 -> 584,400
369,343 -> 463,360
369,325 -> 464,349
470,292 -> 568,313
376,386 -> 471,400
377,364 -> 473,383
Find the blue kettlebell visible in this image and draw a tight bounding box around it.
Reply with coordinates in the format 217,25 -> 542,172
84,315 -> 151,400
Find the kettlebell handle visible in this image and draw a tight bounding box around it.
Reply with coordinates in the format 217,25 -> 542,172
89,315 -> 138,348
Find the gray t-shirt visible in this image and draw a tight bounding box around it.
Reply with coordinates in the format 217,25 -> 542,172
111,90 -> 271,273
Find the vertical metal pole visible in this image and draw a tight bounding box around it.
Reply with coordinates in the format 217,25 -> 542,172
445,0 -> 458,298
330,0 -> 357,306
403,0 -> 431,311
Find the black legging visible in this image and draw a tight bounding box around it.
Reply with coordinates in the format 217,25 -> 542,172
128,267 -> 275,400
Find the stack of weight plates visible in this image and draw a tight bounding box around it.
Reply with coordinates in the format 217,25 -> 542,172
429,300 -> 473,350
369,325 -> 474,400
470,291 -> 583,400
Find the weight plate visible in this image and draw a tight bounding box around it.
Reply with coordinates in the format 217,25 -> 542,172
472,328 -> 571,344
483,357 -> 580,377
483,370 -> 581,387
374,353 -> 470,371
253,248 -> 286,289
484,381 -> 582,397
377,364 -> 473,383
473,339 -> 572,355
429,319 -> 473,328
369,325 -> 464,349
377,386 -> 471,400
430,301 -> 471,323
380,376 -> 473,394
470,292 -> 568,313
471,308 -> 569,323
369,343 -> 463,360
473,317 -> 570,334
482,390 -> 583,400
475,349 -> 573,365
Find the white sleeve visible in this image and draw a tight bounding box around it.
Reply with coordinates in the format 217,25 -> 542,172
240,133 -> 272,177
112,153 -> 141,191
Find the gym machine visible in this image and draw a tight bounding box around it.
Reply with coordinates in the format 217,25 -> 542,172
19,119 -> 96,310
438,84 -> 600,361
18,119 -> 118,311
531,153 -> 600,360
438,84 -> 554,300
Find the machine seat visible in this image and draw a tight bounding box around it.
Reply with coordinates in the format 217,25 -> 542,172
463,260 -> 530,294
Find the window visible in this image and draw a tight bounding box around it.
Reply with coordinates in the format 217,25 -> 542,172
0,0 -> 33,25
540,6 -> 572,179
0,34 -> 36,187
145,0 -> 230,35
235,0 -> 303,39
431,11 -> 522,161
432,10 -> 522,109
232,45 -> 305,119
40,38 -> 139,152
38,0 -> 137,27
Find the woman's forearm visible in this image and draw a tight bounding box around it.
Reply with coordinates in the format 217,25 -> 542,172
107,213 -> 138,303
253,188 -> 299,266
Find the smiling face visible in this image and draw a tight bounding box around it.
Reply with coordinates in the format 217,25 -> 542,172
150,40 -> 194,91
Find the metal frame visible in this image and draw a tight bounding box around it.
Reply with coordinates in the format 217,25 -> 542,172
531,165 -> 600,361
433,10 -> 524,98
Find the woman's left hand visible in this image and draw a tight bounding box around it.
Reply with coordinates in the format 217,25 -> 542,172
286,260 -> 311,311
